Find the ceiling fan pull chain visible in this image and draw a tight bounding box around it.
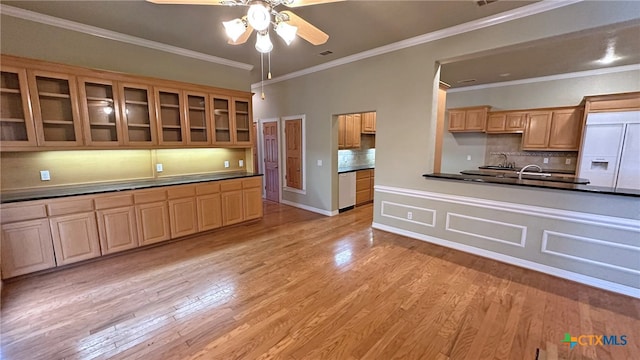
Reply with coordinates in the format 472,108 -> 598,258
261,52 -> 266,100
268,52 -> 272,80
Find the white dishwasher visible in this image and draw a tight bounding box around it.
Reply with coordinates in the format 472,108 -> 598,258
338,172 -> 356,211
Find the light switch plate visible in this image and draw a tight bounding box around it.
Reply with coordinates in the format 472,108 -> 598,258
317,160 -> 323,166
466,155 -> 472,161
156,163 -> 163,172
40,170 -> 51,181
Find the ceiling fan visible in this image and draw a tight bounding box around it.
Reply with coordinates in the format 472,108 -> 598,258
147,0 -> 342,50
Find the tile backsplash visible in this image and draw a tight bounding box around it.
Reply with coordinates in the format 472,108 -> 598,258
485,134 -> 578,172
338,149 -> 376,168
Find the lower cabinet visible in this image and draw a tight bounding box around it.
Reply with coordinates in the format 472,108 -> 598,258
1,219 -> 56,278
222,190 -> 244,226
96,206 -> 139,255
49,212 -> 101,266
168,197 -> 198,238
136,201 -> 171,246
197,194 -> 222,231
355,169 -> 374,205
243,177 -> 263,220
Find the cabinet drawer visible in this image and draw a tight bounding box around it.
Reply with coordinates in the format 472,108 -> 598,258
47,197 -> 94,216
94,193 -> 134,210
356,169 -> 372,180
220,179 -> 242,192
356,178 -> 371,191
196,182 -> 221,195
134,189 -> 167,204
1,202 -> 47,224
167,184 -> 196,199
242,177 -> 262,189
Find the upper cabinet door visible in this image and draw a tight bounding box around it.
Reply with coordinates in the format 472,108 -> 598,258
155,87 -> 186,145
522,112 -> 552,149
27,70 -> 83,147
0,66 -> 37,147
118,82 -> 157,146
78,77 -> 123,146
185,91 -> 210,145
212,95 -> 233,145
233,97 -> 252,146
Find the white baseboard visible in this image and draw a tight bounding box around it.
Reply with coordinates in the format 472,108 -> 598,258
280,199 -> 338,216
372,222 -> 640,299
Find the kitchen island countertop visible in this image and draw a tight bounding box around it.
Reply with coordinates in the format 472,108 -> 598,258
1,172 -> 263,204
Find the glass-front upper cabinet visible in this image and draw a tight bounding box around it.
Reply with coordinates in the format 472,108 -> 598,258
119,83 -> 157,146
155,87 -> 186,145
234,97 -> 252,145
185,91 -> 210,145
78,77 -> 122,146
0,66 -> 37,147
27,70 -> 83,146
212,95 -> 232,145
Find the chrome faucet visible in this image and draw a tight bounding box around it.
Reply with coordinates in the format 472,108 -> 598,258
497,153 -> 508,167
518,164 -> 542,180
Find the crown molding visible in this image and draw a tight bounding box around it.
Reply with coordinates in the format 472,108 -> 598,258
252,0 -> 583,89
0,4 -> 254,71
447,64 -> 640,93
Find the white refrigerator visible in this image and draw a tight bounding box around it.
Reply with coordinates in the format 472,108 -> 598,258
578,111 -> 640,190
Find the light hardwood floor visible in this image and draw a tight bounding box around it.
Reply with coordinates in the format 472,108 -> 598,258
1,202 -> 639,359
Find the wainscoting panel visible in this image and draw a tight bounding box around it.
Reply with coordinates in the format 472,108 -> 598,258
373,185 -> 640,295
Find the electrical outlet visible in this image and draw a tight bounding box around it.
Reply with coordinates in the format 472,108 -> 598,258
156,163 -> 163,172
543,158 -> 549,164
40,170 -> 51,181
239,160 -> 244,167
565,158 -> 571,165
466,155 -> 472,161
407,211 -> 413,220
224,160 -> 230,168
317,160 -> 323,166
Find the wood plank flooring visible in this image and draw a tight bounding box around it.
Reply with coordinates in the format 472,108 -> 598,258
1,202 -> 639,359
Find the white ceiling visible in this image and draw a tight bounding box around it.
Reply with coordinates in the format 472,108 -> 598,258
2,1 -> 639,87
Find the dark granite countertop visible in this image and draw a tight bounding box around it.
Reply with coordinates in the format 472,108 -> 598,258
1,172 -> 263,204
338,165 -> 375,174
423,173 -> 640,197
461,170 -> 589,184
478,166 -> 575,174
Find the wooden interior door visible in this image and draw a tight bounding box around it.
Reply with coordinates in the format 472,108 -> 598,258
263,121 -> 279,202
285,119 -> 302,190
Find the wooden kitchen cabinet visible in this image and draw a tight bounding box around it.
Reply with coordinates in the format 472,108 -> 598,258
486,112 -> 526,134
167,185 -> 198,239
155,87 -> 186,145
1,219 -> 56,278
234,98 -> 252,146
338,114 -> 361,149
28,69 -> 84,147
242,177 -> 263,220
361,112 -> 376,134
185,91 -> 210,145
134,189 -> 171,246
118,82 -> 157,146
49,212 -> 101,266
221,180 -> 244,226
0,66 -> 37,147
78,77 -> 123,146
355,169 -> 374,205
448,106 -> 490,132
212,95 -> 232,145
95,193 -> 138,255
196,182 -> 222,231
522,107 -> 582,150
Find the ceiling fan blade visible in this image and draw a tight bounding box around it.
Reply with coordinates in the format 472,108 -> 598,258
146,0 -> 227,5
228,25 -> 254,45
284,0 -> 345,7
281,10 -> 328,45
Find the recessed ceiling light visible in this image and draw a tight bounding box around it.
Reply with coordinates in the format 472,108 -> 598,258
499,73 -> 511,77
457,78 -> 477,84
319,50 -> 333,56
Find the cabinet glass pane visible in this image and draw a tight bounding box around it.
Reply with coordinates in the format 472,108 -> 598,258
0,71 -> 28,141
36,76 -> 76,142
235,99 -> 250,143
85,82 -> 117,142
158,91 -> 182,142
187,94 -> 208,143
123,87 -> 152,142
213,97 -> 231,142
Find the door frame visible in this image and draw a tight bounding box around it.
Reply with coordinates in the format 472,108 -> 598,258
258,117 -> 282,203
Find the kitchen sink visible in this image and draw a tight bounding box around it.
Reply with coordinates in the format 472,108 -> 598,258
480,165 -> 517,170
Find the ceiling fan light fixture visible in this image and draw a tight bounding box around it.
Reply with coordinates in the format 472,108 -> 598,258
255,31 -> 273,53
275,21 -> 297,45
247,3 -> 271,32
223,18 -> 246,42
